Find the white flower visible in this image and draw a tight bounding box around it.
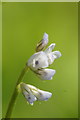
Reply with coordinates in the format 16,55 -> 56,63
36,69 -> 56,80
27,47 -> 61,71
36,33 -> 48,52
27,33 -> 62,80
20,82 -> 52,105
27,51 -> 49,71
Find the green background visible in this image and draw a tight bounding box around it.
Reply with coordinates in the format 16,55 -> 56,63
2,2 -> 78,118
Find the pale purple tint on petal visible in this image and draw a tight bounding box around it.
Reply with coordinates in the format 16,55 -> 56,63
43,32 -> 48,42
45,43 -> 56,54
22,89 -> 37,105
32,89 -> 52,101
47,51 -> 61,65
52,51 -> 62,59
37,69 -> 56,80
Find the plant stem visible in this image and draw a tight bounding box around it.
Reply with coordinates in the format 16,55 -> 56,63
5,65 -> 29,118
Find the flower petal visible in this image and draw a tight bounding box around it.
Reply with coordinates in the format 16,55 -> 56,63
27,51 -> 49,71
47,51 -> 62,65
22,90 -> 37,105
36,69 -> 56,80
32,89 -> 52,101
20,83 -> 37,105
36,33 -> 48,52
45,43 -> 56,54
43,32 -> 48,41
52,51 -> 62,59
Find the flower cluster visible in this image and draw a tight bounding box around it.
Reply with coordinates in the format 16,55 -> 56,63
27,33 -> 61,80
18,33 -> 62,105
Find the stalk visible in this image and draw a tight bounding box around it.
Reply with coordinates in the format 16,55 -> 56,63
5,65 -> 28,118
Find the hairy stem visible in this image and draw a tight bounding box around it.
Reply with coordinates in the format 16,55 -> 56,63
5,65 -> 29,118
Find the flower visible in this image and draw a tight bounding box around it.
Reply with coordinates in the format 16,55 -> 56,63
19,82 -> 52,105
36,33 -> 48,52
27,51 -> 49,71
27,33 -> 62,80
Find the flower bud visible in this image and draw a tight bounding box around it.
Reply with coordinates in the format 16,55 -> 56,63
36,33 -> 48,52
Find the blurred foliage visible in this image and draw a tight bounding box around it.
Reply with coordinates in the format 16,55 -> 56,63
2,2 -> 78,118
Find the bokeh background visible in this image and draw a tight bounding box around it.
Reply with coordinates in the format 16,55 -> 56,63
2,2 -> 78,118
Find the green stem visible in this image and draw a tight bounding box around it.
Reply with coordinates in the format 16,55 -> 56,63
5,65 -> 29,118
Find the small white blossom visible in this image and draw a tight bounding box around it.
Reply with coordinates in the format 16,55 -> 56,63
36,69 -> 56,80
27,33 -> 62,80
20,82 -> 52,105
27,51 -> 49,71
28,85 -> 52,101
36,33 -> 48,52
